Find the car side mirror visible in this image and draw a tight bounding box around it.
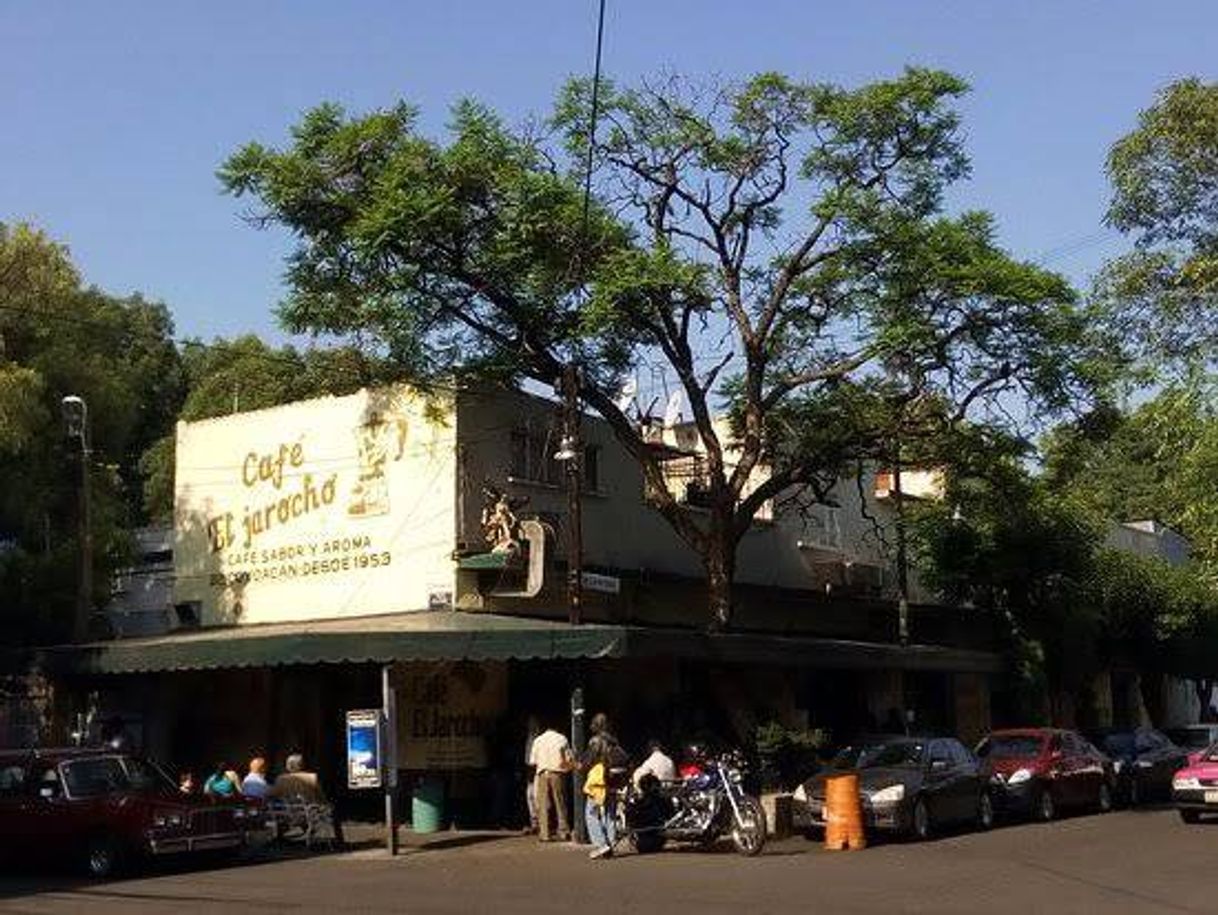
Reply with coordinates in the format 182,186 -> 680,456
38,786 -> 57,800
930,759 -> 949,773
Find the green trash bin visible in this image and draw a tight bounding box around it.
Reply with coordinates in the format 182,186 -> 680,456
412,777 -> 444,834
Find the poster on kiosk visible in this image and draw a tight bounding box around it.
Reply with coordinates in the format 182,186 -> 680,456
346,709 -> 383,790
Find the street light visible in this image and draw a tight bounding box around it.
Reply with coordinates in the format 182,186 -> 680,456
62,395 -> 92,643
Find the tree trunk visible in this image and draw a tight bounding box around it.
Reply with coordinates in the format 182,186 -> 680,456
704,519 -> 738,632
1195,678 -> 1215,722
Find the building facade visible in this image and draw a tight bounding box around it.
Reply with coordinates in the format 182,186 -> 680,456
37,384 -> 1001,827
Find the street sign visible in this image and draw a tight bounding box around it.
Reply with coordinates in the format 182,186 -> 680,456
346,709 -> 382,790
581,571 -> 621,594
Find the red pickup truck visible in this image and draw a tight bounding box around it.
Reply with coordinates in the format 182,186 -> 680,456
0,747 -> 266,877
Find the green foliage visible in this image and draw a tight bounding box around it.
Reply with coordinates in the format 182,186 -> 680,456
0,222 -> 184,643
223,70 -> 1105,628
754,721 -> 829,790
1100,78 -> 1218,367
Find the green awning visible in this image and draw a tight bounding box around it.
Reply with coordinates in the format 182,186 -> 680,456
29,611 -> 1002,676
34,611 -> 628,675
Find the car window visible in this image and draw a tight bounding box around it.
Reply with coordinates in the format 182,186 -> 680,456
62,757 -> 129,798
31,763 -> 62,798
948,741 -> 972,766
928,741 -> 951,765
1135,730 -> 1163,753
0,764 -> 25,795
1167,728 -> 1211,749
1064,733 -> 1087,754
121,757 -> 175,793
832,740 -> 925,769
977,735 -> 1042,759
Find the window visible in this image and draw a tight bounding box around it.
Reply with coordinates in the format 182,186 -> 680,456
928,742 -> 952,766
0,764 -> 25,795
62,757 -> 128,798
509,427 -> 599,491
122,757 -> 174,794
948,741 -> 973,766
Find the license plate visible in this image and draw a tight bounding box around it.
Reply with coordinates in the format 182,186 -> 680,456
1204,790 -> 1218,804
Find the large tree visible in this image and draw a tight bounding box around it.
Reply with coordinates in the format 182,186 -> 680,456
221,70 -> 1102,629
0,223 -> 182,642
1100,77 -> 1218,368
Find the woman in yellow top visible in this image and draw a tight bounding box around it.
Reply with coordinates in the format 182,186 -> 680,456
582,713 -> 623,860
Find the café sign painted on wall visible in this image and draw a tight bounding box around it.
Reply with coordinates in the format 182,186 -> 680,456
173,386 -> 457,626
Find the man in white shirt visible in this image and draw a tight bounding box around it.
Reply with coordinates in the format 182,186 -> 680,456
632,740 -> 677,787
530,726 -> 573,841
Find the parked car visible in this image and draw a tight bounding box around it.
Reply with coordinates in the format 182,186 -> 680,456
0,747 -> 265,877
1083,728 -> 1189,805
976,728 -> 1113,821
1165,725 -> 1218,765
793,735 -> 993,841
1171,742 -> 1218,823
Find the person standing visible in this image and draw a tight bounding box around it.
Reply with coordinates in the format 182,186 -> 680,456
529,724 -> 573,842
582,713 -> 626,859
523,715 -> 541,834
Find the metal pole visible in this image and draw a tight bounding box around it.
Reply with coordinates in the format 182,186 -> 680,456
893,450 -> 909,648
570,683 -> 587,844
563,364 -> 584,626
382,664 -> 398,856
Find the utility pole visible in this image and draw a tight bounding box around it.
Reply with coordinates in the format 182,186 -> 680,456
63,396 -> 92,643
561,364 -> 584,626
893,451 -> 910,648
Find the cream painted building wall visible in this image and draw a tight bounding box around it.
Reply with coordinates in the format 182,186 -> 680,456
174,385 -> 458,626
455,389 -> 919,598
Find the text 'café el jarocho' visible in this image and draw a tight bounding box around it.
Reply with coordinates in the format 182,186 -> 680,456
36,382 -> 1001,824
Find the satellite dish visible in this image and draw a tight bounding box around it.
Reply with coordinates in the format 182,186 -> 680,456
615,377 -> 638,414
663,389 -> 684,428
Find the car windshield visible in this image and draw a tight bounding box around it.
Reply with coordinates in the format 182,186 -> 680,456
978,736 -> 1043,759
832,741 -> 924,770
122,758 -> 177,794
1097,733 -> 1134,757
62,757 -> 129,798
1167,729 -> 1213,749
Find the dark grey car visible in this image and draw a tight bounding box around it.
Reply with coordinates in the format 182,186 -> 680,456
794,736 -> 993,840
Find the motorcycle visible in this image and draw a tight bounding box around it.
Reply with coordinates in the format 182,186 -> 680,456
618,750 -> 767,856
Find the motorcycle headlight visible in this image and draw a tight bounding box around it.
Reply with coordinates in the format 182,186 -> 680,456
1007,768 -> 1033,785
869,784 -> 905,804
1174,776 -> 1201,791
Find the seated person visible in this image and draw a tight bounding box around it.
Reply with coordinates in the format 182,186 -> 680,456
242,757 -> 270,798
268,753 -> 327,803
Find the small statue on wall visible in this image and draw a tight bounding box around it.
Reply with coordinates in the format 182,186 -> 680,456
480,483 -> 529,554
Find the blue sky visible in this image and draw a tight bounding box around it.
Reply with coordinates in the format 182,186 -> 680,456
3,1 -> 1216,342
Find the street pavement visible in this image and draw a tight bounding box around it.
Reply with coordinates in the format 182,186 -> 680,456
1,806 -> 1214,914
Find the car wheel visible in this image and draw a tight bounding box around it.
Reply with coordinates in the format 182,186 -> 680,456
912,798 -> 932,841
1127,776 -> 1141,807
1034,786 -> 1055,822
976,792 -> 995,831
1180,809 -> 1201,824
84,833 -> 123,879
1097,782 -> 1113,813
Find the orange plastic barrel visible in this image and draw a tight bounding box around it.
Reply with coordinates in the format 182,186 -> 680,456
823,773 -> 867,851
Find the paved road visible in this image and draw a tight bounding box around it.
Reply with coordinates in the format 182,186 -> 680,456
1,807 -> 1213,914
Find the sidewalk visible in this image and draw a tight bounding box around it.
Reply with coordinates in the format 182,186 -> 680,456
338,821 -> 564,858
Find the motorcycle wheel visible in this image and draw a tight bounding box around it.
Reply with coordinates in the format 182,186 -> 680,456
730,796 -> 767,857
630,830 -> 667,854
